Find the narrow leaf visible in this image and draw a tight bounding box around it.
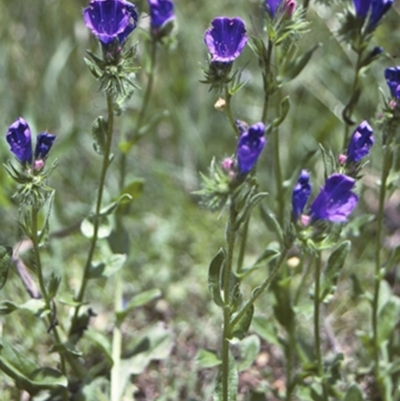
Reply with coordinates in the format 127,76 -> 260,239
231,304 -> 254,340
343,383 -> 364,401
0,246 -> 12,290
208,248 -> 225,307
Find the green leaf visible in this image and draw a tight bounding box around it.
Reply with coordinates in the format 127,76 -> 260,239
251,315 -> 280,346
80,215 -> 112,239
92,116 -> 107,155
88,254 -> 127,279
99,194 -> 133,217
116,324 -> 174,400
0,245 -> 12,290
280,43 -> 320,83
231,304 -> 254,340
320,241 -> 350,303
47,273 -> 61,299
208,248 -> 225,307
0,341 -> 66,395
78,377 -> 110,401
271,96 -> 290,128
121,178 -> 145,202
195,349 -> 222,368
343,383 -> 364,401
377,298 -> 400,346
116,288 -> 162,322
85,329 -> 112,363
259,205 -> 284,244
214,351 -> 238,401
236,335 -> 260,372
0,299 -> 47,317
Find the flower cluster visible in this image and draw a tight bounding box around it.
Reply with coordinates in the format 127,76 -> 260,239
6,118 -> 55,167
292,172 -> 358,223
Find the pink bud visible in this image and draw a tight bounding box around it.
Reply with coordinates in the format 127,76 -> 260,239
389,100 -> 397,109
284,0 -> 296,16
300,214 -> 311,227
338,154 -> 347,165
221,158 -> 234,171
34,159 -> 45,171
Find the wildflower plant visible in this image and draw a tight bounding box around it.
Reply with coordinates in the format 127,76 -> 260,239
2,0 -> 400,400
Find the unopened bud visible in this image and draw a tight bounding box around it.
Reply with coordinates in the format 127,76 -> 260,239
300,214 -> 311,227
284,0 -> 296,16
34,159 -> 45,171
338,154 -> 347,165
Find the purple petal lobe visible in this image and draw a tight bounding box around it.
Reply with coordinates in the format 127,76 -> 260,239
237,122 -> 266,174
292,170 -> 312,220
148,0 -> 174,28
204,17 -> 248,63
83,0 -> 138,46
6,117 -> 33,164
310,174 -> 358,222
266,0 -> 283,17
347,120 -> 374,163
35,133 -> 56,160
385,66 -> 400,99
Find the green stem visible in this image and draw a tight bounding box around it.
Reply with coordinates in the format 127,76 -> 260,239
69,93 -> 115,335
110,40 -> 158,401
31,207 -> 68,389
273,127 -> 284,226
231,249 -> 288,329
342,47 -> 364,149
110,274 -> 123,401
221,201 -> 237,401
372,146 -> 390,400
236,216 -> 250,275
224,86 -> 239,136
314,253 -> 328,401
261,40 -> 273,124
294,254 -> 314,305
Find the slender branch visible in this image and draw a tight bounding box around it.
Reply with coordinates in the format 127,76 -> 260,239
261,40 -> 273,124
231,249 -> 289,329
221,200 -> 237,401
69,93 -> 115,335
224,86 -> 239,137
372,145 -> 390,401
31,207 -> 67,379
314,252 -> 328,400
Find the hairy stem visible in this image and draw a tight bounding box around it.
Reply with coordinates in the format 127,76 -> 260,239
372,146 -> 390,401
314,253 -> 328,400
69,93 -> 115,335
221,200 -> 237,401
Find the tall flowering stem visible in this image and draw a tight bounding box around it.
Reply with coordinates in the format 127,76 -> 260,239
30,205 -> 68,383
70,93 -> 115,333
372,144 -> 391,400
314,252 -> 329,401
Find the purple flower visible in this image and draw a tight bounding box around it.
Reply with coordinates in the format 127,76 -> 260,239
266,0 -> 283,18
83,0 -> 138,47
237,122 -> 266,174
6,118 -> 33,164
368,0 -> 393,30
148,0 -> 174,29
385,67 -> 400,99
353,0 -> 371,17
204,17 -> 248,64
6,118 -> 56,165
292,170 -> 312,220
35,133 -> 56,160
347,121 -> 374,163
310,174 -> 358,223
